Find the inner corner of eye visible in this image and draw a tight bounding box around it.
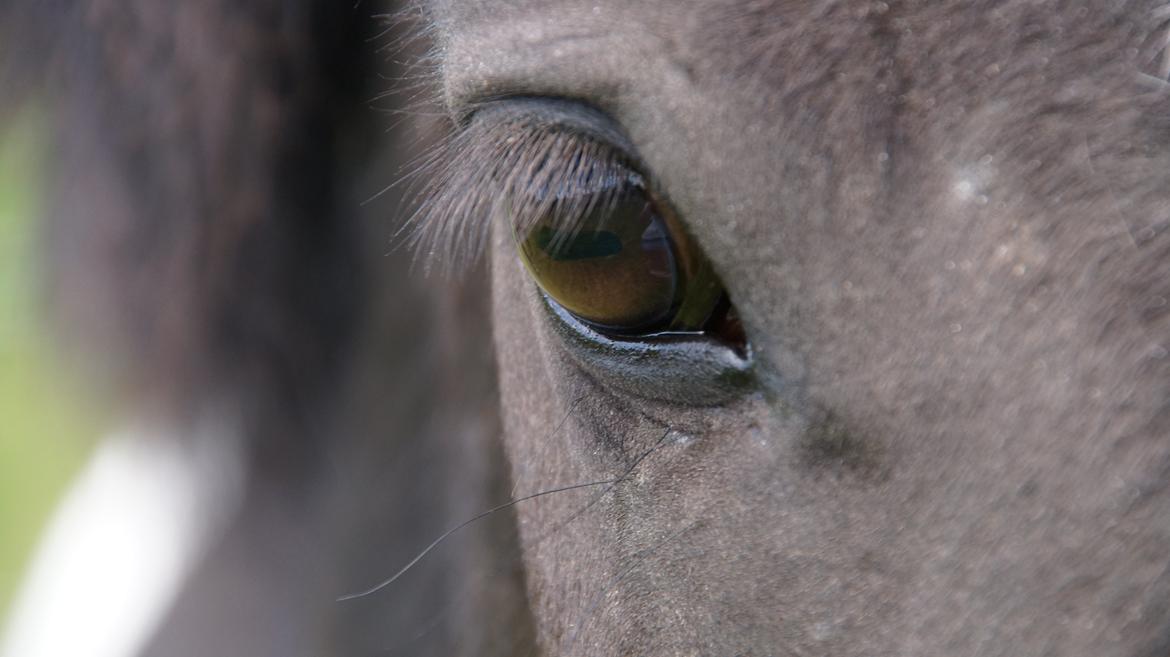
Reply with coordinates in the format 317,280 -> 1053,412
511,182 -> 744,349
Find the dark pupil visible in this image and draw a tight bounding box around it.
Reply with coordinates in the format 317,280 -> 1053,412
518,191 -> 680,332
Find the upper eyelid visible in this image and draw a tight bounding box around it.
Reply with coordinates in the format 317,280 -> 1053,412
460,96 -> 641,163
406,96 -> 649,276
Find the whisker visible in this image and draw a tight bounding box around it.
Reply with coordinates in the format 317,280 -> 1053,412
335,396 -> 588,603
370,419 -> 677,656
526,427 -> 674,547
336,477 -> 621,602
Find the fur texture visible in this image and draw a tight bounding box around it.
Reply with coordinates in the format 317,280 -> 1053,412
7,0 -> 1169,655
434,0 -> 1170,654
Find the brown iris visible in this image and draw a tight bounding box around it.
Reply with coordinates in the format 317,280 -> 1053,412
516,184 -> 728,337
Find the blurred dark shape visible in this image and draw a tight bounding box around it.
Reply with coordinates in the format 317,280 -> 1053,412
1,2 -> 532,655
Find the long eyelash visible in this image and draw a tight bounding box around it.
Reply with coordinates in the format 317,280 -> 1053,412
402,111 -> 643,276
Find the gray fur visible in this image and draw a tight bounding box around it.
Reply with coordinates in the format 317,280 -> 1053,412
7,0 -> 1168,655
433,0 -> 1170,654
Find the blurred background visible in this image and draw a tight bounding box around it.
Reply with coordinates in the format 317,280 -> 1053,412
0,104 -> 104,629
0,3 -> 531,656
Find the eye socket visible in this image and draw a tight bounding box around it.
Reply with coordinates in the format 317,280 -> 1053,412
514,175 -> 740,342
410,96 -> 745,349
408,97 -> 753,402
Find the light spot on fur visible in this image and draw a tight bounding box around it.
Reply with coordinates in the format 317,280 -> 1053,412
954,178 -> 976,201
667,429 -> 694,446
747,425 -> 768,449
951,156 -> 999,208
811,621 -> 836,641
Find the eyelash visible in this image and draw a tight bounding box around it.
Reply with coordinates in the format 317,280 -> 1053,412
403,104 -> 643,276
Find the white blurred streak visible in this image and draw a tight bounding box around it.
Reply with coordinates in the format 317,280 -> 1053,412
0,414 -> 244,657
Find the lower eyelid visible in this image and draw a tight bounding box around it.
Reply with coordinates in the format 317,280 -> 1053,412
538,292 -> 756,407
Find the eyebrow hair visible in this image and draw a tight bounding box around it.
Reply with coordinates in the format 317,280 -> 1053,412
402,97 -> 645,276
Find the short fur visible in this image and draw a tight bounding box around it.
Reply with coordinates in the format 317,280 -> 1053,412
7,0 -> 1169,656
434,0 -> 1170,655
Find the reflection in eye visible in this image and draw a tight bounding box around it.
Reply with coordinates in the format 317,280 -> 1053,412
514,179 -> 731,338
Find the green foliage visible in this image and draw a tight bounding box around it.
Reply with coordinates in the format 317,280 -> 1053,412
0,110 -> 102,622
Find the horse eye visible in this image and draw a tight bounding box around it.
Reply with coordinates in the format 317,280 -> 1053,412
515,184 -> 738,340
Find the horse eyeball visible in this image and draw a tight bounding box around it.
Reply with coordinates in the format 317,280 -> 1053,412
516,187 -> 727,337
